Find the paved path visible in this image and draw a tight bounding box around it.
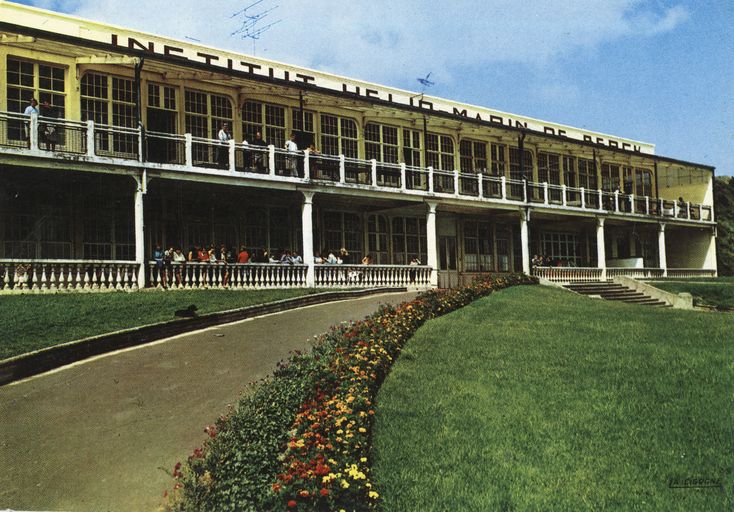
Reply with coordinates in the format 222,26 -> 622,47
0,291 -> 418,512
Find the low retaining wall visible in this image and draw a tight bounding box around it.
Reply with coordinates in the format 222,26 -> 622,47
0,287 -> 406,386
612,276 -> 693,309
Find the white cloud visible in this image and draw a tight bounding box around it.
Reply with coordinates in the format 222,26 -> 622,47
27,0 -> 689,89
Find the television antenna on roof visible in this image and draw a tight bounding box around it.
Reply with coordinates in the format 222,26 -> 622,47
231,0 -> 282,55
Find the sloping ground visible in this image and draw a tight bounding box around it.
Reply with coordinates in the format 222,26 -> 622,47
648,278 -> 734,309
372,286 -> 733,511
0,292 -> 417,512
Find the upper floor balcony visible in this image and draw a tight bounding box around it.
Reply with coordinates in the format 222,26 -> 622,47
0,110 -> 715,225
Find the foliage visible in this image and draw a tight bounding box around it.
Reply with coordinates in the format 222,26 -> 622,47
713,176 -> 734,275
0,288 -> 325,360
372,286 -> 734,511
164,274 -> 536,511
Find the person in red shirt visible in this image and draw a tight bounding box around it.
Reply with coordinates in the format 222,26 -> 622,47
237,245 -> 250,264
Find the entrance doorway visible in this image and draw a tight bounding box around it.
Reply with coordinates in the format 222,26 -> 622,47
146,108 -> 178,164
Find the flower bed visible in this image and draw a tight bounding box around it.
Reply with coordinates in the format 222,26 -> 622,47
165,274 -> 536,511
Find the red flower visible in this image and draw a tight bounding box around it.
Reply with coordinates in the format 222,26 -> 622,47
320,488 -> 329,497
287,500 -> 298,508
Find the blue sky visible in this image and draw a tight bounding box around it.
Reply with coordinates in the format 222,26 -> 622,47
16,0 -> 734,175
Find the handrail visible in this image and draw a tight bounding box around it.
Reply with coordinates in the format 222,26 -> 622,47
0,109 -> 714,224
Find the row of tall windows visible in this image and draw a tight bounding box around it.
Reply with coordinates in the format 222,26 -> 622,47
4,57 -> 657,193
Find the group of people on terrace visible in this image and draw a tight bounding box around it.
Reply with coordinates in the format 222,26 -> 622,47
216,123 -> 322,177
531,254 -> 577,268
23,97 -> 60,151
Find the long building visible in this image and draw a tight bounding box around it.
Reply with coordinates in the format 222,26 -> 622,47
0,1 -> 717,292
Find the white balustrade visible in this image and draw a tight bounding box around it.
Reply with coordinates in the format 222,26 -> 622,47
532,266 -> 603,283
314,264 -> 431,289
0,260 -> 140,293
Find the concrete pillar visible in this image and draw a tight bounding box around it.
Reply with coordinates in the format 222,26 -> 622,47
597,217 -> 606,280
706,227 -> 718,276
426,201 -> 438,287
133,173 -> 147,289
301,190 -> 316,287
520,209 -> 530,275
658,223 -> 667,277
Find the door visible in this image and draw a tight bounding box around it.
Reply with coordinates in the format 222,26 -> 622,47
147,108 -> 178,163
438,235 -> 458,288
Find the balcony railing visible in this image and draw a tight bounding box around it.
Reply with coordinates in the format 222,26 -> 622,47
0,110 -> 714,224
315,264 -> 431,288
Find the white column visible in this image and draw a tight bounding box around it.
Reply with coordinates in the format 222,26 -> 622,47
597,217 -> 606,280
86,120 -> 96,157
426,201 -> 438,287
268,145 -> 276,175
303,149 -> 311,180
658,223 -> 668,277
706,227 -> 718,276
228,139 -> 236,171
400,163 -> 407,191
520,209 -> 530,275
301,191 -> 316,287
29,113 -> 39,151
133,173 -> 147,289
184,133 -> 193,167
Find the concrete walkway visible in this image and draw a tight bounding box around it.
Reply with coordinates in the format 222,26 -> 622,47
0,291 -> 418,512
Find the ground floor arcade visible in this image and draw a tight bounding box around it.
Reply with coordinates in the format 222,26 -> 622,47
0,167 -> 718,291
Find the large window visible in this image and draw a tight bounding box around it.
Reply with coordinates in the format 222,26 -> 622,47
459,139 -> 487,173
541,232 -> 580,266
538,152 -> 561,201
81,72 -> 137,156
185,90 -> 232,164
365,123 -> 399,163
464,221 -> 492,271
402,128 -> 421,167
367,214 -> 389,264
392,217 -> 427,265
563,156 -> 577,188
601,163 -> 621,192
426,133 -> 455,170
320,114 -> 358,158
490,143 -> 506,176
323,212 -> 363,261
635,168 -> 653,197
577,158 -> 598,190
242,100 -> 285,147
292,108 -> 315,148
7,57 -> 66,116
508,147 -> 533,198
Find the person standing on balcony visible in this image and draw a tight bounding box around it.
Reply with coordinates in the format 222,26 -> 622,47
409,255 -> 421,284
40,100 -> 59,151
250,131 -> 267,172
23,98 -> 39,145
217,123 -> 232,169
285,133 -> 299,177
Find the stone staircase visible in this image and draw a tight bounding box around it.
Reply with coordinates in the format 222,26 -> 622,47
563,281 -> 671,307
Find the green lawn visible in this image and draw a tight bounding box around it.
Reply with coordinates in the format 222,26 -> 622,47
648,278 -> 734,308
372,286 -> 733,511
0,288 -> 325,360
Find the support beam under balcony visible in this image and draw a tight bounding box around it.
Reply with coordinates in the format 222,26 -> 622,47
133,173 -> 147,289
520,209 -> 530,275
426,201 -> 438,287
597,217 -> 607,280
301,190 -> 316,287
658,222 -> 668,278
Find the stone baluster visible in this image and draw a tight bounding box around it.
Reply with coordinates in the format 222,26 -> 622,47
91,265 -> 99,290
30,266 -> 39,291
40,265 -> 49,291
116,266 -> 124,291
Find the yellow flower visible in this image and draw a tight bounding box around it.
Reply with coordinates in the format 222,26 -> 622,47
360,457 -> 367,463
341,479 -> 350,489
369,490 -> 380,499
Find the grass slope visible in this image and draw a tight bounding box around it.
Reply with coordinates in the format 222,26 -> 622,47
648,278 -> 734,308
0,289 -> 323,360
372,286 -> 733,511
